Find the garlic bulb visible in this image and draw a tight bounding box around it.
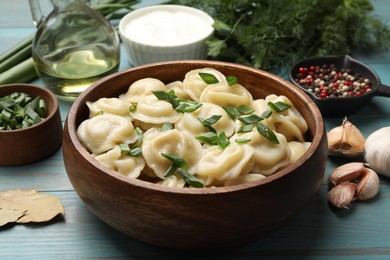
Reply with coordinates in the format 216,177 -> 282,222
365,126 -> 390,177
327,117 -> 365,158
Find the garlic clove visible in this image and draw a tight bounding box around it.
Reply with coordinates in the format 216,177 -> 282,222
328,181 -> 357,209
356,168 -> 380,201
328,162 -> 366,186
327,118 -> 365,158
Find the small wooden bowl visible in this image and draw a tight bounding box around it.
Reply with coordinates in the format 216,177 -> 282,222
0,84 -> 63,165
63,60 -> 328,249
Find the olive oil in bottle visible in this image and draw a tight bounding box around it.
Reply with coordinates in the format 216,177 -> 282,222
30,0 -> 120,100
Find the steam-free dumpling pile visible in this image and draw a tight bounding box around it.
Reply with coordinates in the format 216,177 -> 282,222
77,68 -> 311,188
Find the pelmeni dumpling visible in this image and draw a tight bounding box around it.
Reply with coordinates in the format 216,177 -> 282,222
86,98 -> 131,118
157,175 -> 186,188
130,95 -> 182,126
199,83 -> 253,107
174,102 -> 235,138
288,141 -> 311,163
224,173 -> 266,186
196,143 -> 255,185
264,95 -> 308,142
166,81 -> 190,100
230,129 -> 291,175
183,68 -> 228,101
142,129 -> 203,179
77,114 -> 137,154
120,78 -> 167,103
94,145 -> 145,179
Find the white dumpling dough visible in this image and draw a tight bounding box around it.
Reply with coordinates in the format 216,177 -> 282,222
86,97 -> 131,118
142,129 -> 203,179
196,143 -> 255,184
77,114 -> 137,154
183,67 -> 228,101
120,77 -> 167,103
288,141 -> 311,163
94,145 -> 145,179
130,95 -> 182,124
230,129 -> 291,175
199,82 -> 253,107
174,102 -> 235,138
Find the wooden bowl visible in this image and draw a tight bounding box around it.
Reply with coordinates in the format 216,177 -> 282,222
0,84 -> 63,165
63,60 -> 328,249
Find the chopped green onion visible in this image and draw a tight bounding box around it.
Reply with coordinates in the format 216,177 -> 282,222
152,90 -> 180,108
268,101 -> 291,112
235,138 -> 251,144
196,132 -> 218,145
164,165 -> 177,178
119,143 -> 142,157
133,127 -> 143,146
236,105 -> 255,115
175,102 -> 203,113
198,115 -> 222,133
199,72 -> 219,84
226,75 -> 238,86
237,124 -> 253,133
237,114 -> 262,125
261,109 -> 273,119
161,153 -> 189,170
129,147 -> 142,157
95,111 -> 104,116
177,168 -> 204,188
129,103 -> 137,112
161,122 -> 173,131
256,122 -> 279,144
161,153 -> 203,188
198,115 -> 222,126
0,92 -> 47,130
217,131 -> 230,149
223,106 -> 240,119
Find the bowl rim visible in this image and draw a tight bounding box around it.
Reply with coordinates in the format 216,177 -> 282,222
118,4 -> 215,48
0,83 -> 59,134
67,60 -> 325,195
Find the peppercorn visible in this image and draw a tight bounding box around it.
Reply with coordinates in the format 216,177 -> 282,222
294,64 -> 372,99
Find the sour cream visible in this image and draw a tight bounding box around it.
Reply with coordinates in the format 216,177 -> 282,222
123,6 -> 214,46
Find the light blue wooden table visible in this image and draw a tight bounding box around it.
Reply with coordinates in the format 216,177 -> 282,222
1,1 -> 390,259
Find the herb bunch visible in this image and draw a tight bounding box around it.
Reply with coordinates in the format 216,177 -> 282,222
170,0 -> 390,74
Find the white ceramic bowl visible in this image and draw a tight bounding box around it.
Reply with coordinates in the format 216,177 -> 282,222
119,5 -> 214,66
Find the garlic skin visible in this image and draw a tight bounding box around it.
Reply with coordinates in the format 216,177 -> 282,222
328,162 -> 366,186
356,168 -> 380,201
365,126 -> 390,177
328,182 -> 357,209
327,118 -> 365,158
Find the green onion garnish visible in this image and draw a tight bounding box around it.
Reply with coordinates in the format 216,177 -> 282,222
162,153 -> 204,188
256,122 -> 279,144
268,101 -> 291,112
0,92 -> 47,130
199,72 -> 220,84
226,75 -> 238,86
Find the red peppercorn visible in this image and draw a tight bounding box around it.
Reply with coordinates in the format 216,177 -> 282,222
294,64 -> 371,99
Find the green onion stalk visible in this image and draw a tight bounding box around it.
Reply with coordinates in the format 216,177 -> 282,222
0,0 -> 141,85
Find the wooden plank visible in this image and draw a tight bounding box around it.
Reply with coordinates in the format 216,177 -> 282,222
1,189 -> 390,258
0,0 -> 390,259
